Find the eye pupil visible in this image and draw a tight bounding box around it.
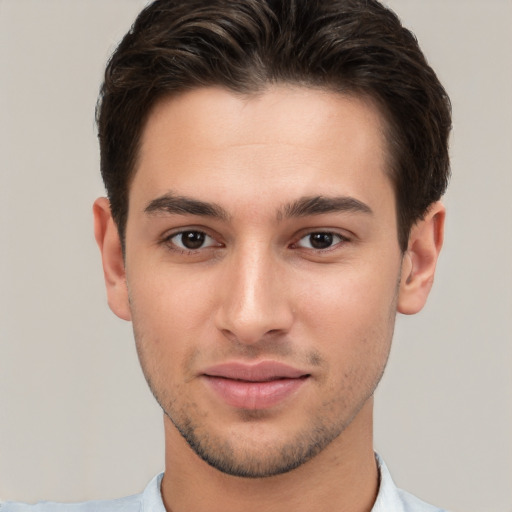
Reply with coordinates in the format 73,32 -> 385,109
309,233 -> 333,249
182,231 -> 205,249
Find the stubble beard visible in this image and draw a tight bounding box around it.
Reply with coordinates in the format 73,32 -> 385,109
165,399 -> 357,478
136,349 -> 388,479
130,279 -> 398,479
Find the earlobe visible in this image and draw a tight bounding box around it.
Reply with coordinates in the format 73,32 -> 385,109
93,197 -> 132,321
397,202 -> 445,315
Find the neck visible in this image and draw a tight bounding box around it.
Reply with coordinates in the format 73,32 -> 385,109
160,399 -> 379,512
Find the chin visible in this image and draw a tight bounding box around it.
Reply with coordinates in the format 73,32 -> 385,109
166,407 -> 349,478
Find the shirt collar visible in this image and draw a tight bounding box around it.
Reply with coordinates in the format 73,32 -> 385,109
141,472 -> 166,512
371,453 -> 407,512
142,455 -> 423,512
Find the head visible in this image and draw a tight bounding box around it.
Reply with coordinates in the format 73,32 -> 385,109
94,0 -> 450,480
97,0 -> 451,254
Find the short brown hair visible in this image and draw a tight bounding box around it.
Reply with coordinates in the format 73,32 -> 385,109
97,0 -> 451,251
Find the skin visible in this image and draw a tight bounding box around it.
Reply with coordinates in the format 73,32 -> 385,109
94,86 -> 444,512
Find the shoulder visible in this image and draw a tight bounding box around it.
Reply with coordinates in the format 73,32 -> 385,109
373,454 -> 449,512
395,488 -> 448,512
0,494 -> 142,512
0,473 -> 166,512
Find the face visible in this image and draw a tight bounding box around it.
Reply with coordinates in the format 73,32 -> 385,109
103,86 -> 408,477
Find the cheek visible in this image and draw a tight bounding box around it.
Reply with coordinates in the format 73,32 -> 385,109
127,264 -> 216,372
129,262 -> 214,324
295,261 -> 399,354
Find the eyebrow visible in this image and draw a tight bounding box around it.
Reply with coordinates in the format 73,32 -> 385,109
144,193 -> 372,221
144,193 -> 230,220
278,195 -> 373,219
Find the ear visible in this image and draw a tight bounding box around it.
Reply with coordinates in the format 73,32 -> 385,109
93,197 -> 131,321
397,202 -> 445,315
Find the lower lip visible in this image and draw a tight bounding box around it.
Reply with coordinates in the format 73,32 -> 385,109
203,376 -> 308,410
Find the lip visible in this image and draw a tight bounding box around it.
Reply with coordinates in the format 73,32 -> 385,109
203,361 -> 309,381
201,361 -> 310,410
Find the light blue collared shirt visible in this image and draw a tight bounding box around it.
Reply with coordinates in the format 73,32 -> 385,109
0,456 -> 447,511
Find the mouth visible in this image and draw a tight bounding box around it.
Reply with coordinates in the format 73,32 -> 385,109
201,361 -> 311,410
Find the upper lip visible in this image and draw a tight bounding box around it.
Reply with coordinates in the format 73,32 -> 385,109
202,361 -> 309,382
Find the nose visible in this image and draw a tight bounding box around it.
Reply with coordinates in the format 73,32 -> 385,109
214,245 -> 294,346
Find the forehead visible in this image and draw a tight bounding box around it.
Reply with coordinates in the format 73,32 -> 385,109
132,86 -> 393,214
140,86 -> 388,156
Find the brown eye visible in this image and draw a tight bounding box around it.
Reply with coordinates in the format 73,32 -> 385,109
297,232 -> 345,250
170,230 -> 214,250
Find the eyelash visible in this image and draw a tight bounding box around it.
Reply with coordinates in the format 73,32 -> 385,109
292,231 -> 350,251
161,229 -> 350,255
161,230 -> 221,254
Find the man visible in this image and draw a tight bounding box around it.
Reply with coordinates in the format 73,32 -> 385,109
2,0 -> 451,510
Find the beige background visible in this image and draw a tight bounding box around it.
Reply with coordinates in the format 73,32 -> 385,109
1,1 -> 511,511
